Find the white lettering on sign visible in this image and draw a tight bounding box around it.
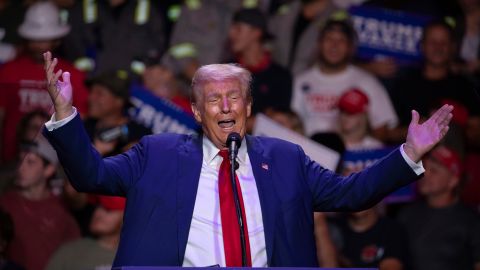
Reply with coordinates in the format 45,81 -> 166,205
352,15 -> 423,55
129,97 -> 196,135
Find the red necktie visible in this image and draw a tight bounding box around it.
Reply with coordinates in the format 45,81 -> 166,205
218,150 -> 252,267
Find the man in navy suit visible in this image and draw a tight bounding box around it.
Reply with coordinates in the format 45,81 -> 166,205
42,51 -> 453,268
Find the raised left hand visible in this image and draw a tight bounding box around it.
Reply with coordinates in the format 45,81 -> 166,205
404,104 -> 454,162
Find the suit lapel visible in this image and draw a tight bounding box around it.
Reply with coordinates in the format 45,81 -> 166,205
246,135 -> 278,266
176,135 -> 203,264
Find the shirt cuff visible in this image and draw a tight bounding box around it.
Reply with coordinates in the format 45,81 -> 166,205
400,143 -> 425,175
45,107 -> 78,131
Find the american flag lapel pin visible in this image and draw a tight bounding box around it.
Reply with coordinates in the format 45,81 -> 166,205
261,163 -> 269,170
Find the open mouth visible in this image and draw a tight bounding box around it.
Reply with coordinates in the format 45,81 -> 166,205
218,119 -> 235,129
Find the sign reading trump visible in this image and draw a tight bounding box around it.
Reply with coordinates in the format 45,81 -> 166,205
349,6 -> 431,64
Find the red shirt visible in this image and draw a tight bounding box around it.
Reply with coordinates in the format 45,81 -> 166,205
0,55 -> 88,162
0,191 -> 80,270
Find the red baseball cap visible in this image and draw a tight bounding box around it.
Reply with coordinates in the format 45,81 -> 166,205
427,145 -> 463,177
91,195 -> 126,211
440,99 -> 468,128
338,88 -> 369,114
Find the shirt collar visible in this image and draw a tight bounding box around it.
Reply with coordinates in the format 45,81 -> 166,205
202,135 -> 248,166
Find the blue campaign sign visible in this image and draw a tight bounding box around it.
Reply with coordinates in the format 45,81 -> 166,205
128,84 -> 200,135
342,147 -> 416,203
349,6 -> 431,64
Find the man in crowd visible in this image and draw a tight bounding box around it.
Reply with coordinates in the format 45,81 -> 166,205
269,0 -> 338,75
228,8 -> 292,116
390,20 -> 480,143
42,50 -> 452,267
47,196 -> 125,270
0,134 -> 80,270
337,88 -> 383,151
291,17 -> 398,139
84,70 -> 151,157
335,205 -> 409,270
0,1 -> 88,164
398,145 -> 480,270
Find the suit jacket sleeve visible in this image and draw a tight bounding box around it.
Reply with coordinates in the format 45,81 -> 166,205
299,145 -> 420,211
43,113 -> 146,196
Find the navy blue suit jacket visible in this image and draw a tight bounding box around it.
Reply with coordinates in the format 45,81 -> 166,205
44,114 -> 419,267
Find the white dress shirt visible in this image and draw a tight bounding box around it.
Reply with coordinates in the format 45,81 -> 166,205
182,136 -> 268,267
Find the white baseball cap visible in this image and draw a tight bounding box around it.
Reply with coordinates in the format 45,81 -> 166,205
18,2 -> 70,41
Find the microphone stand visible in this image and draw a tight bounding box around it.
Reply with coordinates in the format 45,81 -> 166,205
229,148 -> 248,267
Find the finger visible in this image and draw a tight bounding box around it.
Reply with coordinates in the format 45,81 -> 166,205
439,112 -> 453,128
61,72 -> 71,84
431,104 -> 453,124
439,125 -> 450,139
43,51 -> 51,70
52,69 -> 62,88
46,58 -> 58,81
410,110 -> 420,126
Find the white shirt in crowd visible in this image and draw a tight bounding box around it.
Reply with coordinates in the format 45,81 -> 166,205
292,65 -> 399,136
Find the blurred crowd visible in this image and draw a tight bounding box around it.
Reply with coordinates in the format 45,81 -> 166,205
0,0 -> 480,270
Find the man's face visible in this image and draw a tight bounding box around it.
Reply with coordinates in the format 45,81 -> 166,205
16,152 -> 51,189
418,159 -> 457,197
90,207 -> 124,236
339,112 -> 368,135
27,40 -> 58,63
88,84 -> 124,119
192,80 -> 251,149
422,26 -> 454,67
229,22 -> 261,54
318,30 -> 352,68
22,115 -> 49,142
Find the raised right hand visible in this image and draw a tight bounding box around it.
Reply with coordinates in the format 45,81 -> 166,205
44,51 -> 74,120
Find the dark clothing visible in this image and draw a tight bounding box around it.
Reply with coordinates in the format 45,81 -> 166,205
398,201 -> 480,270
236,54 -> 292,114
0,1 -> 25,45
335,216 -> 409,268
63,0 -> 165,74
391,68 -> 480,126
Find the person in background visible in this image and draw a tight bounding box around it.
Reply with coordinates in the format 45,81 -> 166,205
264,106 -> 305,135
0,1 -> 88,164
0,110 -> 50,193
291,17 -> 398,140
334,205 -> 409,270
455,0 -> 480,79
163,0 -> 270,79
390,20 -> 480,144
268,0 -> 338,75
47,196 -> 126,270
337,88 -> 383,151
62,0 -> 165,75
398,145 -> 480,270
228,8 -> 293,116
141,64 -> 193,115
84,70 -> 151,157
0,134 -> 80,270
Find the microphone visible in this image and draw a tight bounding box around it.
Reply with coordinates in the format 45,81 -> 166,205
225,132 -> 247,266
226,132 -> 242,162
